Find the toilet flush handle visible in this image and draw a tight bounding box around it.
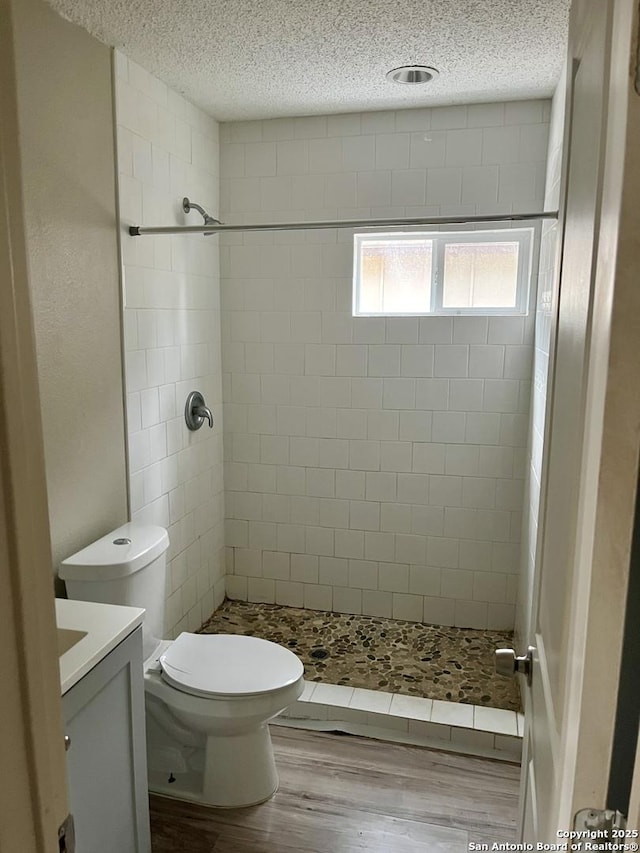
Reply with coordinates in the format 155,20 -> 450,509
185,391 -> 214,431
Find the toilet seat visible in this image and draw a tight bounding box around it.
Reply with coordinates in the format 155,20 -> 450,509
159,632 -> 304,699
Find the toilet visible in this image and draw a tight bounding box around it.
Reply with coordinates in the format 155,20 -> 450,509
59,522 -> 304,808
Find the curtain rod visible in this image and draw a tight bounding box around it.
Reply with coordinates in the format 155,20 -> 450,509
128,210 -> 558,237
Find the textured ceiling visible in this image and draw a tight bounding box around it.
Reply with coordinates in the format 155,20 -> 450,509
46,0 -> 570,121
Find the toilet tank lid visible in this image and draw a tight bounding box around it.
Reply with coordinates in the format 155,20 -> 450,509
59,523 -> 169,581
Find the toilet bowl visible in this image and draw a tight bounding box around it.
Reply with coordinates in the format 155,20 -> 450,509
145,632 -> 303,806
60,523 -> 304,808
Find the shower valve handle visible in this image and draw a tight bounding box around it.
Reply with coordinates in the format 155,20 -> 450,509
194,405 -> 213,427
185,391 -> 214,431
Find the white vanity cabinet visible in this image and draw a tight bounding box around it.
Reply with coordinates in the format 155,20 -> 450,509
62,625 -> 151,853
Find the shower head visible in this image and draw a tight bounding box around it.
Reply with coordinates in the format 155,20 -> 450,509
182,197 -> 222,235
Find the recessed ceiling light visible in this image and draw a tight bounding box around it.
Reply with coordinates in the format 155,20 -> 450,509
386,65 -> 439,84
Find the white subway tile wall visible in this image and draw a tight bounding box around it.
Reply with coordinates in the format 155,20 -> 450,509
220,101 -> 550,629
115,52 -> 225,638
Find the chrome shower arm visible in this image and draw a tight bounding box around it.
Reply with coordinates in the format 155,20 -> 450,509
182,197 -> 206,218
182,196 -> 222,227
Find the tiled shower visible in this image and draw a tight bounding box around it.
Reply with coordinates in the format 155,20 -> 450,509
115,48 -> 559,727
219,103 -> 549,631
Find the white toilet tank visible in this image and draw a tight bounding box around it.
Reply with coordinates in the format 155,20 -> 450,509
60,523 -> 169,659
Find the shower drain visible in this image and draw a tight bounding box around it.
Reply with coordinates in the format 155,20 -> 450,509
310,648 -> 329,660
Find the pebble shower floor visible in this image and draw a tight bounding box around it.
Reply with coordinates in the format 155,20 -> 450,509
200,600 -> 521,712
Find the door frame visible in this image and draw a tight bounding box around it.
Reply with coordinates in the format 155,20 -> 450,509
521,0 -> 640,834
556,0 -> 640,823
0,0 -> 69,849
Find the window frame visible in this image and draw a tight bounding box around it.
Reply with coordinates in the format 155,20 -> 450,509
352,223 -> 539,318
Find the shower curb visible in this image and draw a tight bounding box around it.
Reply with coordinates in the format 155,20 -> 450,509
273,680 -> 523,763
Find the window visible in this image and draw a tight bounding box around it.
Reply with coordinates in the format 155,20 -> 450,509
353,227 -> 535,317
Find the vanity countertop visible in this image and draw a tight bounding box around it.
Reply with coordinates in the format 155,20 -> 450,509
56,599 -> 145,695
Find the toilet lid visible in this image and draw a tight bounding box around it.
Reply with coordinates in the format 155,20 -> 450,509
159,632 -> 304,698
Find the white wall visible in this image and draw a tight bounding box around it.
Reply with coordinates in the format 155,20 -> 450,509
517,73 -> 566,645
13,0 -> 128,575
114,53 -> 225,638
219,101 -> 550,629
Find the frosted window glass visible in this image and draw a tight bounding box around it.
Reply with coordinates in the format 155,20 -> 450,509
359,240 -> 432,314
442,241 -> 520,308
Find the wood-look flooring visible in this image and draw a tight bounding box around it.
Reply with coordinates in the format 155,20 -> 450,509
150,727 -> 520,852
